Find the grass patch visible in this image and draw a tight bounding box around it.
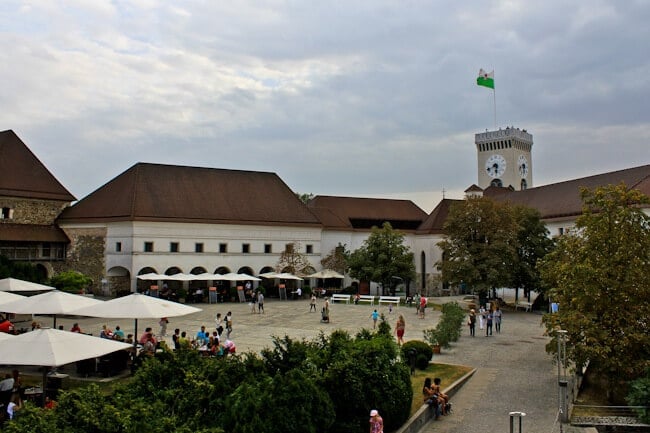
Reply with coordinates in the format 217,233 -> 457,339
409,363 -> 473,417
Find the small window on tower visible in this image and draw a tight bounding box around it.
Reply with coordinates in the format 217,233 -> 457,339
1,207 -> 13,219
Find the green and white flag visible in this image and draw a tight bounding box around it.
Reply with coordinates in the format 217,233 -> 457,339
477,69 -> 494,89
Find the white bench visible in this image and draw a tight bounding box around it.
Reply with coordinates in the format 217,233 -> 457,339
355,295 -> 375,305
331,294 -> 351,304
378,296 -> 401,306
515,301 -> 533,312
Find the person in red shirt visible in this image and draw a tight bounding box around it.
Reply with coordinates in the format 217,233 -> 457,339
70,323 -> 82,333
0,318 -> 14,333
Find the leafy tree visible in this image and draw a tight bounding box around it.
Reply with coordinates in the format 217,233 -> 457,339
9,329 -> 411,433
511,205 -> 554,301
295,192 -> 314,203
275,242 -> 312,275
49,270 -> 92,294
540,184 -> 650,391
348,222 -> 415,295
627,368 -> 650,423
320,243 -> 350,274
437,197 -> 518,297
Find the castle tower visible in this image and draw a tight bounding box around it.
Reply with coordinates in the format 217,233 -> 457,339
475,127 -> 533,190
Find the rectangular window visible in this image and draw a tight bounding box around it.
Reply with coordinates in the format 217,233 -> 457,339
1,207 -> 12,219
195,243 -> 204,253
306,244 -> 313,254
170,242 -> 179,253
144,242 -> 154,252
42,242 -> 51,258
285,243 -> 294,253
219,243 -> 228,253
116,242 -> 122,252
558,227 -> 564,236
242,243 -> 250,253
264,244 -> 272,254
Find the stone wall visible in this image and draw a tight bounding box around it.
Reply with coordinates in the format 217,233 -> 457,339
56,227 -> 107,293
0,196 -> 68,225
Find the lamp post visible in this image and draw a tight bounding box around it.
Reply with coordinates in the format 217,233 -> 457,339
556,330 -> 568,424
509,411 -> 526,433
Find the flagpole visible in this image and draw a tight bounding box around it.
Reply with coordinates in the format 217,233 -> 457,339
493,87 -> 497,129
493,68 -> 497,129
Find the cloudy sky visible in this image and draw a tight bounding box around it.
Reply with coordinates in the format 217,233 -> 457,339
2,1 -> 649,212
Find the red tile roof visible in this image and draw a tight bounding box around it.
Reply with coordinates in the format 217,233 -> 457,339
416,199 -> 462,234
485,164 -> 650,220
0,130 -> 76,202
57,163 -> 322,226
0,223 -> 70,242
307,195 -> 427,230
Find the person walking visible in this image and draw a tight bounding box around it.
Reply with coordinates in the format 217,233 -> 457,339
419,296 -> 427,319
159,317 -> 169,337
257,291 -> 265,314
395,314 -> 406,346
485,310 -> 493,336
493,306 -> 502,333
468,309 -> 476,337
323,297 -> 330,323
369,409 -> 384,433
478,305 -> 486,329
309,293 -> 317,312
225,312 -> 233,339
371,309 -> 379,329
249,291 -> 257,314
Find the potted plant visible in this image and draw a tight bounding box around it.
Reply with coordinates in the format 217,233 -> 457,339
423,328 -> 449,354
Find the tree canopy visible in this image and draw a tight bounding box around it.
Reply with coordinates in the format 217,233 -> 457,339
347,222 -> 415,295
540,184 -> 650,385
4,327 -> 411,433
275,242 -> 312,275
320,243 -> 349,274
436,197 -> 518,294
436,197 -> 552,300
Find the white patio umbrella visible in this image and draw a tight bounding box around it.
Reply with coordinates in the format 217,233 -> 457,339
191,272 -> 222,280
307,269 -> 345,279
273,273 -> 304,281
0,328 -> 132,404
215,272 -> 261,282
0,291 -> 25,308
0,290 -> 104,328
0,278 -> 55,293
71,293 -> 202,342
165,273 -> 197,281
136,273 -> 166,280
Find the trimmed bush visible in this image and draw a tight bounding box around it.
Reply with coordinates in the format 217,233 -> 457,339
416,354 -> 430,370
402,340 -> 433,367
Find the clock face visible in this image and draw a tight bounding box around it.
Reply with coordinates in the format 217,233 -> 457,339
485,154 -> 506,178
517,155 -> 528,177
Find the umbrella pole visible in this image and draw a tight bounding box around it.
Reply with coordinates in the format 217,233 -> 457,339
134,318 -> 138,347
42,367 -> 49,407
53,315 -> 57,329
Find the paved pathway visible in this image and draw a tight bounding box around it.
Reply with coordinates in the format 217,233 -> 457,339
419,308 -> 559,433
20,296 -> 559,432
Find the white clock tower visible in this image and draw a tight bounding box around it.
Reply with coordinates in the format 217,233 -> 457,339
475,127 -> 533,190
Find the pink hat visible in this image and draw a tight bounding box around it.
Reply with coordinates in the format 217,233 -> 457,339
370,409 -> 378,416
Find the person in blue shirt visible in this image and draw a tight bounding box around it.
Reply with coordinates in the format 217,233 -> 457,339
371,309 -> 379,329
196,325 -> 209,346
